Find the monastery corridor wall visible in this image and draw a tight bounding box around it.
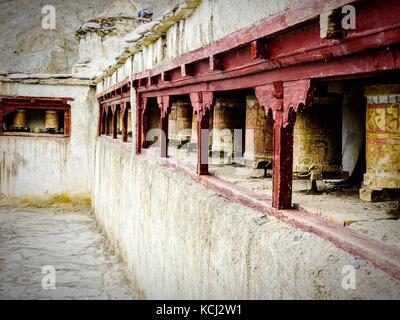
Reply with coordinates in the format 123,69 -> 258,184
0,82 -> 98,199
92,138 -> 400,299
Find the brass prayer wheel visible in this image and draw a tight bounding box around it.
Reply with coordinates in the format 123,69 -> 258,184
45,110 -> 59,131
243,95 -> 273,168
175,99 -> 192,145
293,94 -> 342,178
12,109 -> 27,130
211,98 -> 243,158
361,85 -> 400,200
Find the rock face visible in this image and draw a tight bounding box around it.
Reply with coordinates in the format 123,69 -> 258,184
0,0 -> 179,74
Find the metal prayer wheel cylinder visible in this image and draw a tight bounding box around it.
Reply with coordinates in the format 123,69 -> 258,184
243,95 -> 273,168
360,85 -> 400,201
293,95 -> 342,178
211,98 -> 243,158
12,109 -> 27,130
45,110 -> 59,131
175,99 -> 192,146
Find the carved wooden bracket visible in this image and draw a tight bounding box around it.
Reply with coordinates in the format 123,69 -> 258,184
111,104 -> 117,115
157,95 -> 171,118
120,102 -> 127,115
189,92 -> 215,121
255,82 -> 281,118
255,79 -> 315,126
283,79 -> 315,112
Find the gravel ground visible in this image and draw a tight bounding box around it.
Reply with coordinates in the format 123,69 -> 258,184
0,203 -> 137,300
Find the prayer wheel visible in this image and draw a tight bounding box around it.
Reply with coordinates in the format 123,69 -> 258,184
293,94 -> 342,178
211,98 -> 243,159
119,110 -> 133,134
243,95 -> 273,168
175,99 -> 192,146
360,85 -> 400,201
45,110 -> 59,132
12,109 -> 27,130
168,104 -> 178,143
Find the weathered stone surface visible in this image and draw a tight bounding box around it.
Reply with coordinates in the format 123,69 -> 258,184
0,0 -> 179,73
0,204 -> 137,300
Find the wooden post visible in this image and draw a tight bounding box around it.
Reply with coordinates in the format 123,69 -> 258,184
190,92 -> 214,175
255,80 -> 313,210
98,106 -> 104,136
105,106 -> 110,136
158,96 -> 171,158
159,114 -> 168,158
137,95 -> 147,153
64,108 -> 71,137
197,110 -> 210,175
121,102 -> 128,142
272,110 -> 295,209
112,105 -> 117,139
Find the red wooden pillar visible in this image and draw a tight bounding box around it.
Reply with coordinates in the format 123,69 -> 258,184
64,108 -> 71,137
121,102 -> 128,142
0,111 -> 3,134
137,95 -> 148,153
112,105 -> 117,139
272,110 -> 295,209
158,96 -> 171,158
190,92 -> 214,175
197,111 -> 210,175
105,106 -> 110,136
98,106 -> 104,136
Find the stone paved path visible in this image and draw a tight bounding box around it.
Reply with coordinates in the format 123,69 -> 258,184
0,204 -> 136,300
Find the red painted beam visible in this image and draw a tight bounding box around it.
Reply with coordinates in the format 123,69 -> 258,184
139,45 -> 399,98
131,0 -> 400,98
131,0 -> 358,81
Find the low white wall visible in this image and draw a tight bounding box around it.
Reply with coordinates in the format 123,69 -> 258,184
0,81 -> 97,199
93,138 -> 400,299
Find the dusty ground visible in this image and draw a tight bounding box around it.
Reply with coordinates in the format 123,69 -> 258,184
0,198 -> 138,300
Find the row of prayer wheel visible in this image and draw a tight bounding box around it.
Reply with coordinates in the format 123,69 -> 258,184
12,109 -> 60,132
166,96 -> 342,172
162,87 -> 400,200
